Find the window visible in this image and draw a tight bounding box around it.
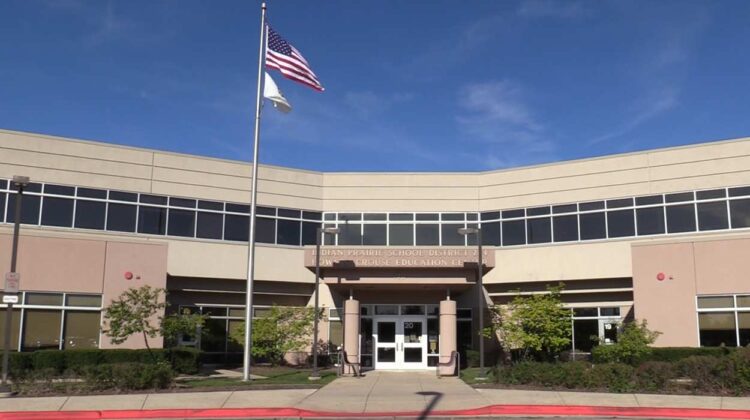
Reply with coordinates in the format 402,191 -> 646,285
277,219 -> 301,245
389,224 -> 413,246
730,198 -> 750,228
22,310 -> 62,351
363,224 -> 387,246
699,313 -> 737,347
6,194 -> 41,225
415,224 -> 439,246
481,222 -> 501,246
138,206 -> 167,235
63,311 -> 100,349
41,197 -> 74,227
74,200 -> 106,230
553,215 -> 578,242
527,218 -> 551,244
255,217 -> 276,244
301,222 -> 320,245
0,310 -> 21,350
636,207 -> 665,235
167,209 -> 195,237
696,295 -> 749,347
441,224 -> 464,246
697,201 -> 729,231
107,203 -> 137,232
0,193 -> 5,223
607,209 -> 635,238
502,220 -> 525,246
579,212 -> 606,240
196,212 -> 223,239
224,215 -> 249,241
666,204 -> 696,233
337,223 -> 361,245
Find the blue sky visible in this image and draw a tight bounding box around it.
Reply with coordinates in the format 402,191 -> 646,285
1,0 -> 749,172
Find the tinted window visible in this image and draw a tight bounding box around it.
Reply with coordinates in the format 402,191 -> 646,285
416,213 -> 439,221
553,215 -> 578,242
579,212 -> 606,240
278,208 -> 301,218
441,213 -> 464,221
41,197 -> 74,227
44,184 -> 74,196
389,213 -> 413,221
6,194 -> 41,225
636,207 -> 665,235
0,193 -> 5,223
138,206 -> 167,235
635,195 -> 663,205
301,222 -> 320,245
277,219 -> 301,245
607,209 -> 635,238
502,209 -> 524,219
256,217 -> 276,244
389,224 -> 414,245
139,194 -> 167,205
481,222 -> 501,246
415,224 -> 439,245
441,224 -> 464,245
338,213 -> 361,221
526,207 -> 550,216
730,199 -> 750,228
302,211 -> 322,220
481,211 -> 500,221
607,198 -> 633,208
198,200 -> 223,211
167,209 -> 195,237
467,213 -> 478,221
109,191 -> 137,202
527,218 -> 551,244
502,220 -> 525,246
226,203 -> 250,213
579,201 -> 604,211
666,204 -> 696,233
77,188 -> 107,199
337,223 -> 361,245
74,200 -> 105,230
106,203 -> 136,232
363,224 -> 387,245
23,183 -> 42,193
552,204 -> 577,214
665,192 -> 694,203
729,186 -> 750,197
224,215 -> 249,241
698,201 -> 728,231
170,198 -> 196,208
696,189 -> 726,200
196,212 -> 223,239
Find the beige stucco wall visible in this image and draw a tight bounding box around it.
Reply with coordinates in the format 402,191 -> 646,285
632,234 -> 750,347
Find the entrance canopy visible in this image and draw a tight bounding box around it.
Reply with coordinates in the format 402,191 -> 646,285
303,247 -> 495,291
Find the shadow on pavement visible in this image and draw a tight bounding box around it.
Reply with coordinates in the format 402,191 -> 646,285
416,391 -> 442,420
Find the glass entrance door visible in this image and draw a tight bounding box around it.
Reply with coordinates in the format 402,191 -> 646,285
373,316 -> 427,370
374,318 -> 398,369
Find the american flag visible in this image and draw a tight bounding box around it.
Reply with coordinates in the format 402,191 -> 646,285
265,25 -> 324,92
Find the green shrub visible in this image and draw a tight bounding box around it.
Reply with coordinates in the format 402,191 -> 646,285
591,345 -> 619,364
64,349 -> 103,374
8,352 -> 32,379
465,350 -> 480,368
31,350 -> 66,374
589,363 -> 635,392
560,361 -> 591,389
100,349 -> 166,364
166,347 -> 201,374
730,347 -> 750,392
635,361 -> 677,391
590,321 -> 660,365
677,356 -> 735,393
647,347 -> 733,362
84,362 -> 173,390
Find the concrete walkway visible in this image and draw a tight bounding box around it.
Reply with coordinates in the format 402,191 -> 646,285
2,371 -> 750,418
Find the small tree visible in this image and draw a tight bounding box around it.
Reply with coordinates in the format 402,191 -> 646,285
485,284 -> 572,361
161,308 -> 209,348
596,320 -> 661,365
103,285 -> 166,361
229,306 -> 320,365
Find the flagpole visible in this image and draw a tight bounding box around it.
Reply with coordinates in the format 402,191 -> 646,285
243,1 -> 267,383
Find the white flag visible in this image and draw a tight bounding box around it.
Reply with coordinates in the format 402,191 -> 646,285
263,72 -> 292,113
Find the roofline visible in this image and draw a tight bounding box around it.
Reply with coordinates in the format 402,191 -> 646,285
2,127 -> 749,176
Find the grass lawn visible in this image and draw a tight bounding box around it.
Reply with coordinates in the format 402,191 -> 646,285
179,366 -> 338,390
460,367 -> 495,385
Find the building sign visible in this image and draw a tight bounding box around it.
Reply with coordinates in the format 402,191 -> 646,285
304,247 -> 495,269
4,272 -> 20,294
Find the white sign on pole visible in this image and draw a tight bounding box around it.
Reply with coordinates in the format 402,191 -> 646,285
4,272 -> 19,294
2,295 -> 18,304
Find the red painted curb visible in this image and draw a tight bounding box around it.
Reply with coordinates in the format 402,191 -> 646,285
1,404 -> 750,419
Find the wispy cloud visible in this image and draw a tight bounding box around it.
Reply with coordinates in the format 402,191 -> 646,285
344,91 -> 414,118
456,80 -> 557,168
588,14 -> 710,145
517,0 -> 592,19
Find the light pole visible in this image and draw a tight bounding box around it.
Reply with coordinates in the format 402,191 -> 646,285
310,226 -> 339,380
458,226 -> 486,380
2,175 -> 29,392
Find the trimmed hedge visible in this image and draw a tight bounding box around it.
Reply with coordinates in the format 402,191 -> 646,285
9,347 -> 200,377
496,347 -> 750,395
592,345 -> 735,365
84,362 -> 173,390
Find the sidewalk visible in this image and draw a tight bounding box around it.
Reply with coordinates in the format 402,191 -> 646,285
1,371 -> 750,418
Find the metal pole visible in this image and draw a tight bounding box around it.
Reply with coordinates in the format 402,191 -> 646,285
242,2 -> 267,382
310,227 -> 322,379
2,182 -> 24,389
477,228 -> 486,379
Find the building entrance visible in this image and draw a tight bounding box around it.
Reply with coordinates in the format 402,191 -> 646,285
373,315 -> 427,370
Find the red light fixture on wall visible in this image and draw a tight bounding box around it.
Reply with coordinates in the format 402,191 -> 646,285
656,272 -> 666,281
124,271 -> 133,280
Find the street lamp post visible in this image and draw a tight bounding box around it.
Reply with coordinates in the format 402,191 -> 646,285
458,226 -> 486,380
310,226 -> 339,380
1,176 -> 29,392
